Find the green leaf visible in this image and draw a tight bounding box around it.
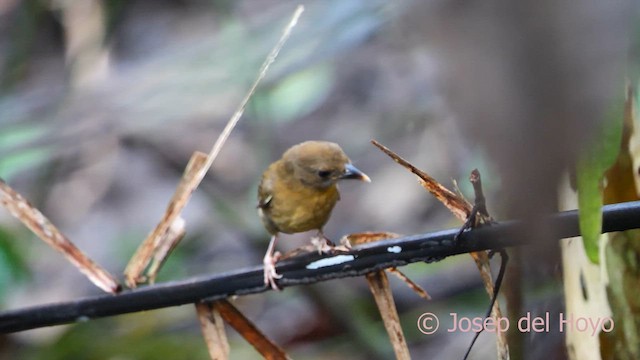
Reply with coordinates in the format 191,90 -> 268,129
577,92 -> 625,263
577,160 -> 604,263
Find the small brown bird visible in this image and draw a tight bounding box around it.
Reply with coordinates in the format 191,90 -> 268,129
258,141 -> 370,289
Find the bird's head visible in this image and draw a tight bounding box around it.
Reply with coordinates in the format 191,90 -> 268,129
283,141 -> 370,189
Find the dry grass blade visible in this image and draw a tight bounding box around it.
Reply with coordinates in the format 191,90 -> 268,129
371,140 -> 471,221
212,299 -> 290,360
124,152 -> 207,288
199,5 -> 304,179
146,217 -> 186,284
371,140 -> 508,359
386,268 -> 431,300
366,271 -> 411,360
196,302 -> 230,360
124,6 -> 304,288
0,178 -> 120,293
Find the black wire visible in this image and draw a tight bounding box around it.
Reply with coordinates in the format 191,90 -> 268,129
1,201 -> 640,333
462,249 -> 509,360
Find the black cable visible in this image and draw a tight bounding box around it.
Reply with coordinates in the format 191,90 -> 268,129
1,200 -> 640,333
462,249 -> 508,360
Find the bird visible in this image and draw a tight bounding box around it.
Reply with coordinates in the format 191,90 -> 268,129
258,141 -> 370,290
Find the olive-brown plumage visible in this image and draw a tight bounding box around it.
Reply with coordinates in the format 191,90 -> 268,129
258,141 -> 370,289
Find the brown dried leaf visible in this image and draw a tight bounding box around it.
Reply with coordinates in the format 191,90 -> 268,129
147,217 -> 186,284
0,178 -> 120,293
386,267 -> 431,300
212,299 -> 290,360
371,140 -> 508,359
340,231 -> 402,247
371,140 -> 471,221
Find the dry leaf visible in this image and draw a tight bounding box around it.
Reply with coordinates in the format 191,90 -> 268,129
371,140 -> 508,360
371,140 -> 471,221
124,5 -> 305,289
124,151 -> 207,288
366,271 -> 411,360
212,299 -> 290,360
386,268 -> 430,300
0,178 -> 120,293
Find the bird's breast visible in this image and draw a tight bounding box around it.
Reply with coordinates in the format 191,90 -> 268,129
266,185 -> 340,234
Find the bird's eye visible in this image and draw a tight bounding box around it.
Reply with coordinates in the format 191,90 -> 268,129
317,170 -> 332,178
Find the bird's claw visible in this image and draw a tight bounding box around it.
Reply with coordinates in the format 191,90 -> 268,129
311,236 -> 334,255
263,251 -> 283,290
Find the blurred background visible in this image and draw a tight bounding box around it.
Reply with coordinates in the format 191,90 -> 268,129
0,0 -> 635,359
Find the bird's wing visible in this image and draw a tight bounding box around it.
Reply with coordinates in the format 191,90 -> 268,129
258,194 -> 272,209
257,174 -> 274,209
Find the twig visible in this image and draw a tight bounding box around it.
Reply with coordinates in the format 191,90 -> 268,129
1,200 -> 639,333
345,232 -> 418,358
366,271 -> 411,360
455,169 -> 493,240
470,169 -> 490,220
455,169 -> 509,360
196,302 -> 230,360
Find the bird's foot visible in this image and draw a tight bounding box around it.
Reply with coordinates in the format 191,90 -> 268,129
263,250 -> 283,290
311,235 -> 335,255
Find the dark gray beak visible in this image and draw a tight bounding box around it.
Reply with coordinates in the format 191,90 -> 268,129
341,163 -> 371,182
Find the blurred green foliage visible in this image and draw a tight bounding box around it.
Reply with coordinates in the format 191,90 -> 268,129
0,123 -> 50,181
0,227 -> 30,304
577,90 -> 625,263
603,231 -> 640,360
20,316 -> 210,360
251,64 -> 334,123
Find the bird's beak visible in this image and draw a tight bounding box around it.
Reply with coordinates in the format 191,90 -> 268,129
341,163 -> 371,182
